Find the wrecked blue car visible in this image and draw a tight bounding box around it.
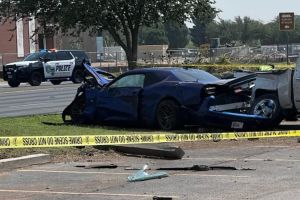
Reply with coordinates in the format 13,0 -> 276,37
62,63 -> 268,130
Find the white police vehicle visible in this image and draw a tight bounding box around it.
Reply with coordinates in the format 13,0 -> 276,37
3,49 -> 88,87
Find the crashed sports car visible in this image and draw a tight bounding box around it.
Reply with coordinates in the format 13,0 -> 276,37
62,63 -> 268,130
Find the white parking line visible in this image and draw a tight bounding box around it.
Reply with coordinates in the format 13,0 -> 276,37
182,157 -> 237,161
244,158 -> 300,162
0,189 -> 179,198
1,88 -> 56,94
18,169 -> 249,178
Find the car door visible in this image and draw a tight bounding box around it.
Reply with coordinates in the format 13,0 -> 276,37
293,57 -> 300,111
53,51 -> 75,78
43,52 -> 57,79
94,74 -> 145,124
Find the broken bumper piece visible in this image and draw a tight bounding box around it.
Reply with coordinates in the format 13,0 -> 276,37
128,165 -> 169,182
185,96 -> 270,130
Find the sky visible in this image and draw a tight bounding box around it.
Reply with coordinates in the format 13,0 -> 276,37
215,0 -> 300,23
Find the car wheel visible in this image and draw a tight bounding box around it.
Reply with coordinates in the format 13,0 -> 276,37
250,94 -> 283,126
50,80 -> 63,85
28,71 -> 42,86
71,68 -> 84,84
156,99 -> 181,130
8,80 -> 20,87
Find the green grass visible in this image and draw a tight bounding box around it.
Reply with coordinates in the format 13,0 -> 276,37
0,114 -> 177,137
0,114 -> 182,159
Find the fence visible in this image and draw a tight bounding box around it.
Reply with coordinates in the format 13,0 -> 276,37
1,44 -> 300,71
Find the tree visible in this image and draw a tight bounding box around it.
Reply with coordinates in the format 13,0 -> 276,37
206,17 -> 271,46
190,19 -> 207,46
164,21 -> 189,48
139,24 -> 168,45
0,0 -> 218,69
190,11 -> 216,47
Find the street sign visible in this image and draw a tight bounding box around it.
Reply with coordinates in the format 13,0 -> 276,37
279,12 -> 295,31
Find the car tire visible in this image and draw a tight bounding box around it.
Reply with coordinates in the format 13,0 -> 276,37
250,94 -> 283,127
50,80 -> 63,85
28,71 -> 42,86
71,68 -> 84,84
156,99 -> 181,130
8,80 -> 20,87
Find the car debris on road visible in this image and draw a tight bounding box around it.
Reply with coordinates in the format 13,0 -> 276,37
153,196 -> 173,200
128,164 -> 169,182
157,165 -> 255,171
75,163 -> 118,169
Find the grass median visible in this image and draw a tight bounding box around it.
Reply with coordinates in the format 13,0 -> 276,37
0,114 -> 177,136
0,114 -> 179,160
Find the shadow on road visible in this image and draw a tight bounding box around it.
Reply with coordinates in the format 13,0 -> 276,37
277,124 -> 300,130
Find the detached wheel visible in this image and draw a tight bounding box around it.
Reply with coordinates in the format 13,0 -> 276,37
50,80 -> 62,85
250,94 -> 283,126
71,68 -> 84,84
156,99 -> 181,130
8,80 -> 20,87
28,71 -> 42,86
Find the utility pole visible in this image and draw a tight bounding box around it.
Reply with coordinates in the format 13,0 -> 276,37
286,32 -> 289,64
279,12 -> 294,65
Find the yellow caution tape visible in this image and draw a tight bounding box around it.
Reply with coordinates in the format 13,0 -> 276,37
0,130 -> 299,149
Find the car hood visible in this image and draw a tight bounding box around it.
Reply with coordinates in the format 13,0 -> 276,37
5,61 -> 38,66
83,63 -> 111,86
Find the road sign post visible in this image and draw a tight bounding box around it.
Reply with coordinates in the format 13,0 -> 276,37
279,12 -> 295,65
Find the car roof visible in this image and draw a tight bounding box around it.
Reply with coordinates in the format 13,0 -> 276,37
124,67 -> 203,74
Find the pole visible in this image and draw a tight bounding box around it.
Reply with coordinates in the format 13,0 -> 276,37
286,32 -> 289,65
115,51 -> 118,68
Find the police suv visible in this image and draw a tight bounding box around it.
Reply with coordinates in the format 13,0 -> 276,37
3,50 -> 89,87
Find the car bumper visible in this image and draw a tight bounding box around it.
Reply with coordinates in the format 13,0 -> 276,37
183,96 -> 269,130
3,68 -> 29,82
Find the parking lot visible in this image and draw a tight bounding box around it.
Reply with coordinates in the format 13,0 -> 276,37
0,138 -> 299,200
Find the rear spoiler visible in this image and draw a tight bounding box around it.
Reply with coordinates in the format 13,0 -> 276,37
224,73 -> 256,88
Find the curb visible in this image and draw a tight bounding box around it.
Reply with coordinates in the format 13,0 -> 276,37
0,154 -> 50,172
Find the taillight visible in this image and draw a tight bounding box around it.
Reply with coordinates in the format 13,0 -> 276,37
205,86 -> 216,95
234,82 -> 255,94
234,87 -> 243,93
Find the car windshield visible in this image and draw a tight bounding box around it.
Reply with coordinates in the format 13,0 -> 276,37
172,69 -> 219,82
23,52 -> 46,61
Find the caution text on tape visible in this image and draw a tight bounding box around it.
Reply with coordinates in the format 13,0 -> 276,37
0,130 -> 299,149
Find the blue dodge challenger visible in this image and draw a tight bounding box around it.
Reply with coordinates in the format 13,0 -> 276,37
62,63 -> 268,130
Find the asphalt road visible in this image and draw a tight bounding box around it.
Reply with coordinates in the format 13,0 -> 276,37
0,140 -> 299,200
0,82 -> 79,117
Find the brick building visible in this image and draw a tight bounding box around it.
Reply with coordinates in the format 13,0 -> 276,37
0,18 -> 40,68
0,18 -> 97,71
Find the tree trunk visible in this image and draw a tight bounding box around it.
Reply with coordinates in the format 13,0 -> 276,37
127,54 -> 137,70
127,29 -> 139,70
